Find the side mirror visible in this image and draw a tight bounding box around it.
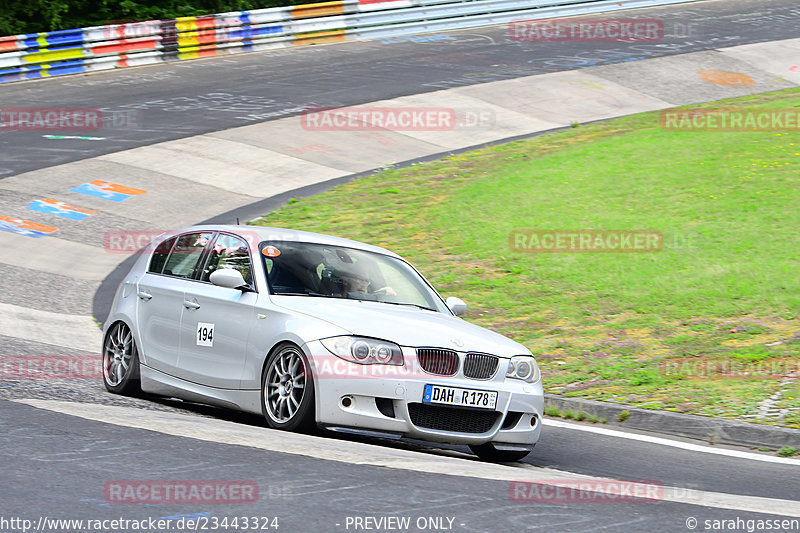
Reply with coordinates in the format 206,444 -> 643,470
445,296 -> 467,317
209,268 -> 248,290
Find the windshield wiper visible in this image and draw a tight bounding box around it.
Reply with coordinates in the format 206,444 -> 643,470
377,301 -> 437,312
272,292 -> 312,296
272,291 -> 334,297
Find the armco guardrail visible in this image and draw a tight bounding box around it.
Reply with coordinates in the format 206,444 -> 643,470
0,0 -> 700,84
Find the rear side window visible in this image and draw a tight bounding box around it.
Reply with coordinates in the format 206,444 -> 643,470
162,232 -> 213,279
148,237 -> 176,274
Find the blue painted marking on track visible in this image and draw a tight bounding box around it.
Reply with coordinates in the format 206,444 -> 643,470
70,183 -> 132,202
26,200 -> 95,220
0,220 -> 53,238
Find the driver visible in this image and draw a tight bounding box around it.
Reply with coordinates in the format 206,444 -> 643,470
339,266 -> 396,297
341,271 -> 370,295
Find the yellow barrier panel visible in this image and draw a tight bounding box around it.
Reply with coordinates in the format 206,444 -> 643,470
292,1 -> 345,19
176,17 -> 200,47
23,47 -> 84,64
293,29 -> 346,45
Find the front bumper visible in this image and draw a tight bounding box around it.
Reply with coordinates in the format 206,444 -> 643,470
304,341 -> 543,446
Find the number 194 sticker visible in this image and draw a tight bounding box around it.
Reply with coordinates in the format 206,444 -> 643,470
197,322 -> 214,346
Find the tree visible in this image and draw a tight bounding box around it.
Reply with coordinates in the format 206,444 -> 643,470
0,0 -> 315,35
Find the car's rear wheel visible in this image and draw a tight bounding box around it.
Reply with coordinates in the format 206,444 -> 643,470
262,343 -> 315,432
102,322 -> 141,395
469,443 -> 533,462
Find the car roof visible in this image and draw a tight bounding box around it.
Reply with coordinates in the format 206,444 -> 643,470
177,225 -> 402,259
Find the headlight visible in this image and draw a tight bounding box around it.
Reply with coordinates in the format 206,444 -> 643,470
321,336 -> 403,365
506,355 -> 541,383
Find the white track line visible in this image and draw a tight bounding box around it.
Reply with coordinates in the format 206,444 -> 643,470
15,399 -> 800,517
543,418 -> 800,466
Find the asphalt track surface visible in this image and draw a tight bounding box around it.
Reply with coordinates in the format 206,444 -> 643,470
0,0 -> 798,178
1,0 -> 800,531
3,399 -> 799,532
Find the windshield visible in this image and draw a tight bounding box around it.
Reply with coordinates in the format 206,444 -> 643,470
259,241 -> 449,313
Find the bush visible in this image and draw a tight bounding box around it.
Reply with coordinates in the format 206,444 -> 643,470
544,405 -> 561,418
0,0 -> 319,35
777,446 -> 798,458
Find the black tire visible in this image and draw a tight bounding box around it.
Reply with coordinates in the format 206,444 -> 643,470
469,443 -> 533,462
261,343 -> 316,433
102,322 -> 141,396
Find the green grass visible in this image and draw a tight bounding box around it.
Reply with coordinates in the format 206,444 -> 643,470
777,446 -> 798,458
253,89 -> 800,427
542,407 -> 602,424
543,405 -> 562,417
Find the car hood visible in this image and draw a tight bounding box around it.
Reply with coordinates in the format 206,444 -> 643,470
270,296 -> 529,357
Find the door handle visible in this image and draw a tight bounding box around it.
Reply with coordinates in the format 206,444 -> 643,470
137,291 -> 153,301
183,300 -> 201,310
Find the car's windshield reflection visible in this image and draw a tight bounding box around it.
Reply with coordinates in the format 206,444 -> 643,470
259,241 -> 446,313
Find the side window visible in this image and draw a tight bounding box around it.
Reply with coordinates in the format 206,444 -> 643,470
148,237 -> 176,274
163,232 -> 213,279
201,234 -> 253,286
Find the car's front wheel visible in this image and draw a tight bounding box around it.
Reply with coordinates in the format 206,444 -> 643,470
102,321 -> 141,395
469,443 -> 533,462
261,343 -> 316,432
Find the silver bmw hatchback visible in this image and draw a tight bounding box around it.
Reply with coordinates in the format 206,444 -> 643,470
103,225 -> 543,461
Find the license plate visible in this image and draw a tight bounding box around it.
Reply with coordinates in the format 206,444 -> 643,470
423,384 -> 497,410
